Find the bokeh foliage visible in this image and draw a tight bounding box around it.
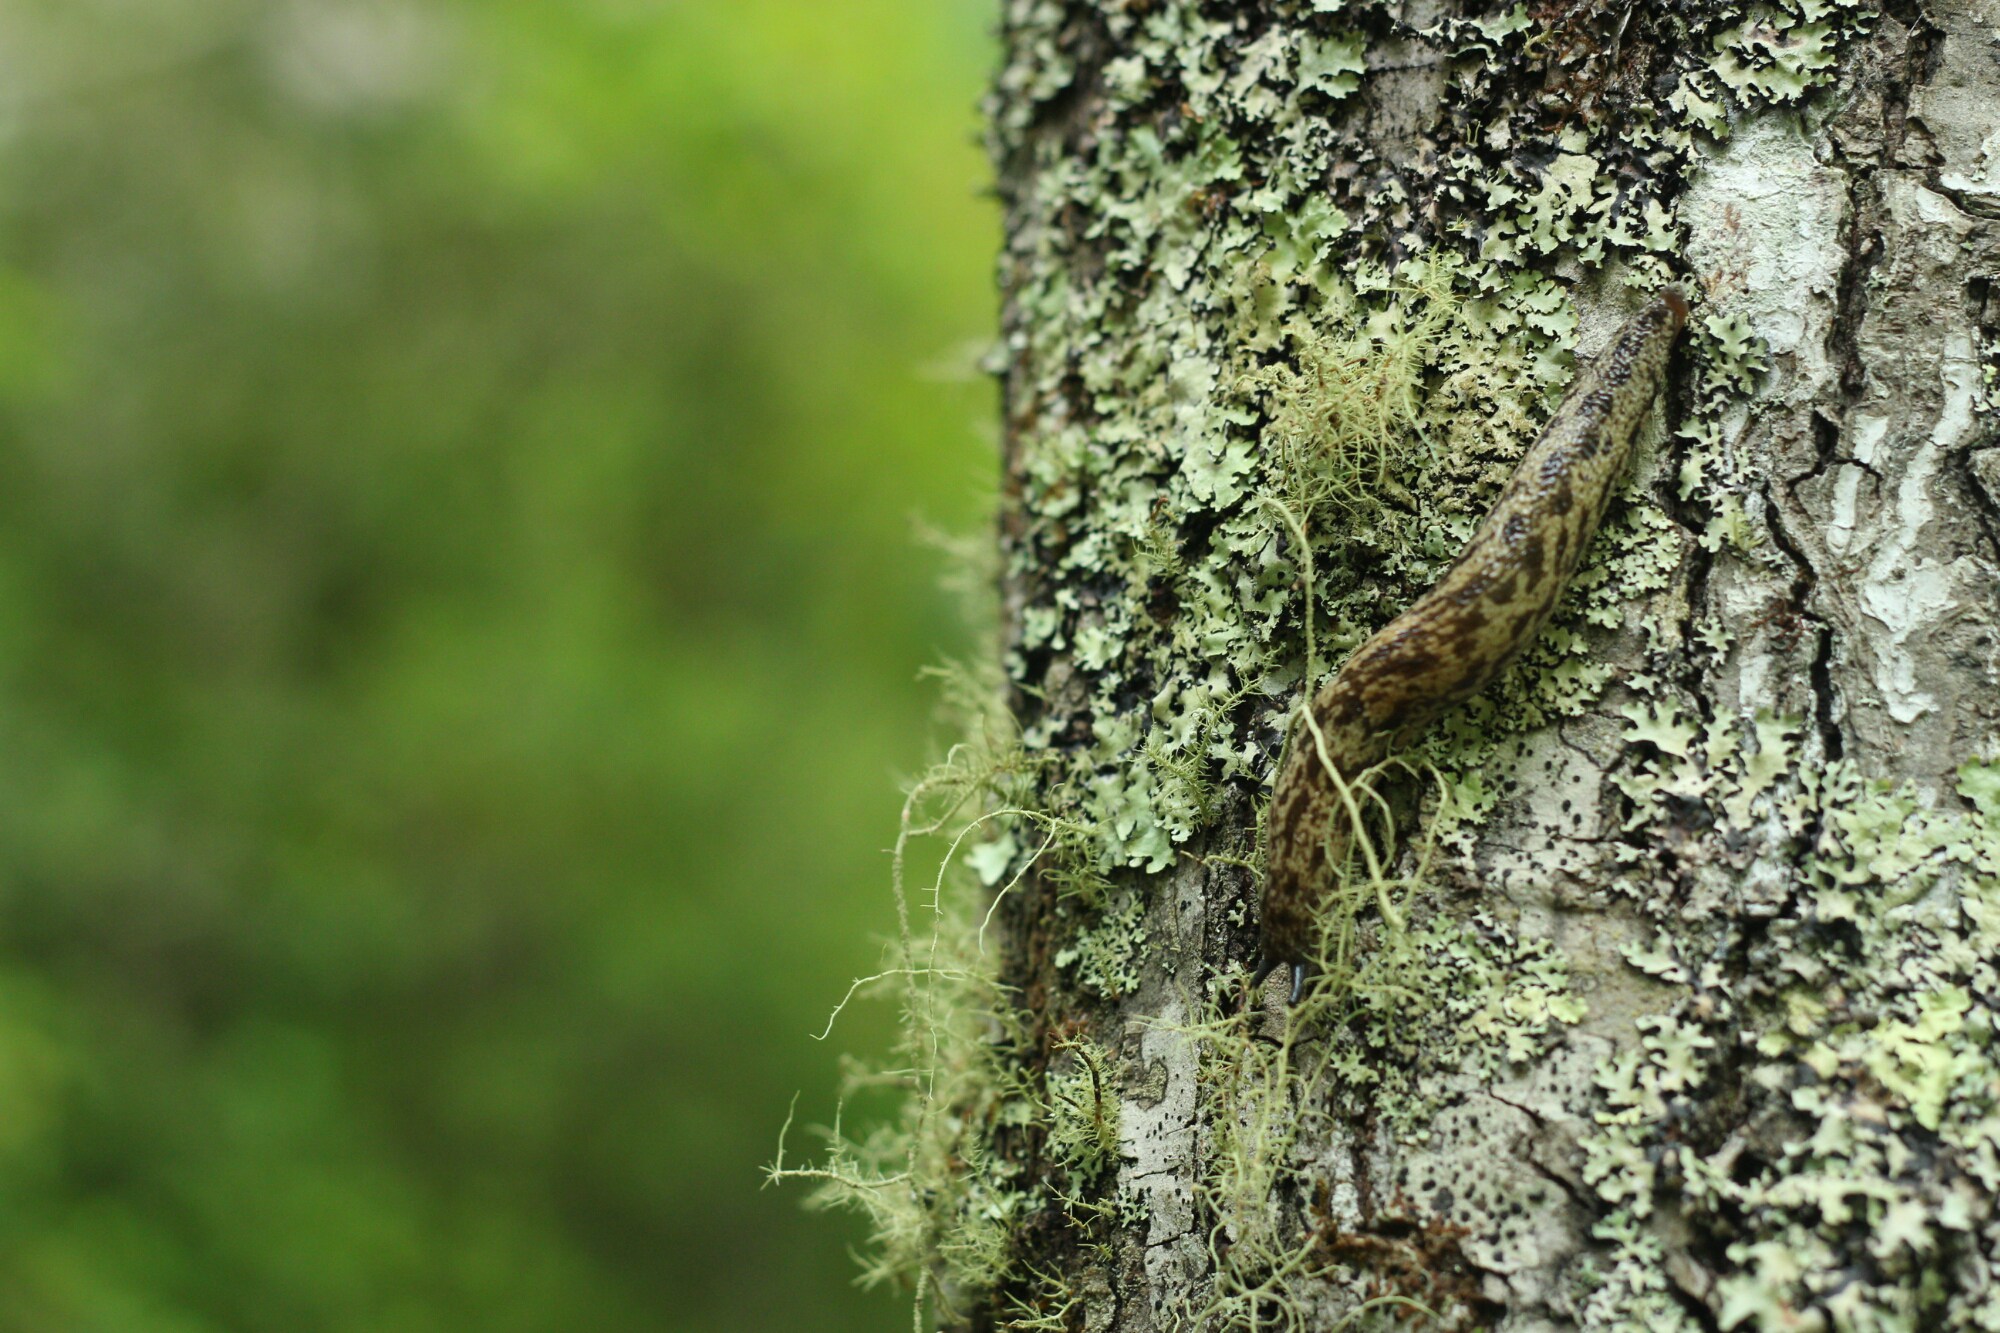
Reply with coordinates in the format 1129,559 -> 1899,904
0,1 -> 995,1328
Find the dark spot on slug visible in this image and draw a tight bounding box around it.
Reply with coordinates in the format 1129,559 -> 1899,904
1520,534 -> 1547,582
1502,606 -> 1544,642
1389,644 -> 1439,677
1546,475 -> 1574,517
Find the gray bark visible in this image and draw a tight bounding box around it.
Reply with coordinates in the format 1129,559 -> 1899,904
817,3 -> 2000,1330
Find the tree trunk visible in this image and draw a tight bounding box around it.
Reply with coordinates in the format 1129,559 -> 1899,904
792,2 -> 2000,1329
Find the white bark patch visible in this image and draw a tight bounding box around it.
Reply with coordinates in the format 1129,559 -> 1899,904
1121,1003 -> 1202,1299
1849,335 -> 1983,724
1484,729 -> 1609,899
1386,1043 -> 1601,1309
1679,115 -> 1844,374
1939,127 -> 2000,203
1720,565 -> 1780,706
1916,2 -> 2000,209
1826,413 -> 1887,558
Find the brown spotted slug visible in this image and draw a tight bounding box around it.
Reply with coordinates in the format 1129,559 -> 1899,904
1258,289 -> 1690,1002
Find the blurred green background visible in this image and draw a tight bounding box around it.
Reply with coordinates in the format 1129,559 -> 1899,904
0,1 -> 995,1329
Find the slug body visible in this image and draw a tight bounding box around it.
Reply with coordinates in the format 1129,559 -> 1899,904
1259,290 -> 1689,997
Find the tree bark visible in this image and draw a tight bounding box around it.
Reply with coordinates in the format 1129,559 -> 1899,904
803,2 -> 2000,1329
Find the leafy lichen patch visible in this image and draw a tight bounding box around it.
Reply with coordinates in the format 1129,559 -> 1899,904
1573,749 -> 2000,1331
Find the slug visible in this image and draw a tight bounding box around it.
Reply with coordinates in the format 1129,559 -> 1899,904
1258,289 -> 1690,1002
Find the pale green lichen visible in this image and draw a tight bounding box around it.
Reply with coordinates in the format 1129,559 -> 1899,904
766,709 -> 1038,1317
1710,6 -> 1842,104
1579,749 -> 2000,1331
1974,331 -> 1999,421
1054,888 -> 1147,998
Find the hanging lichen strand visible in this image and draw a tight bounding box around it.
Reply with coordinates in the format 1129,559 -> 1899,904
766,2 -> 2000,1331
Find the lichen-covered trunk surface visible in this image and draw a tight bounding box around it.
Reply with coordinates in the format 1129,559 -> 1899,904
794,1 -> 2000,1330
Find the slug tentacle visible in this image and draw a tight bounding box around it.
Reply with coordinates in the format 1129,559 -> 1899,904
1258,289 -> 1690,986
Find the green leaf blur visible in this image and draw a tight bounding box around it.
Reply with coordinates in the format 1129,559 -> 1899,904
0,2 -> 995,1329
